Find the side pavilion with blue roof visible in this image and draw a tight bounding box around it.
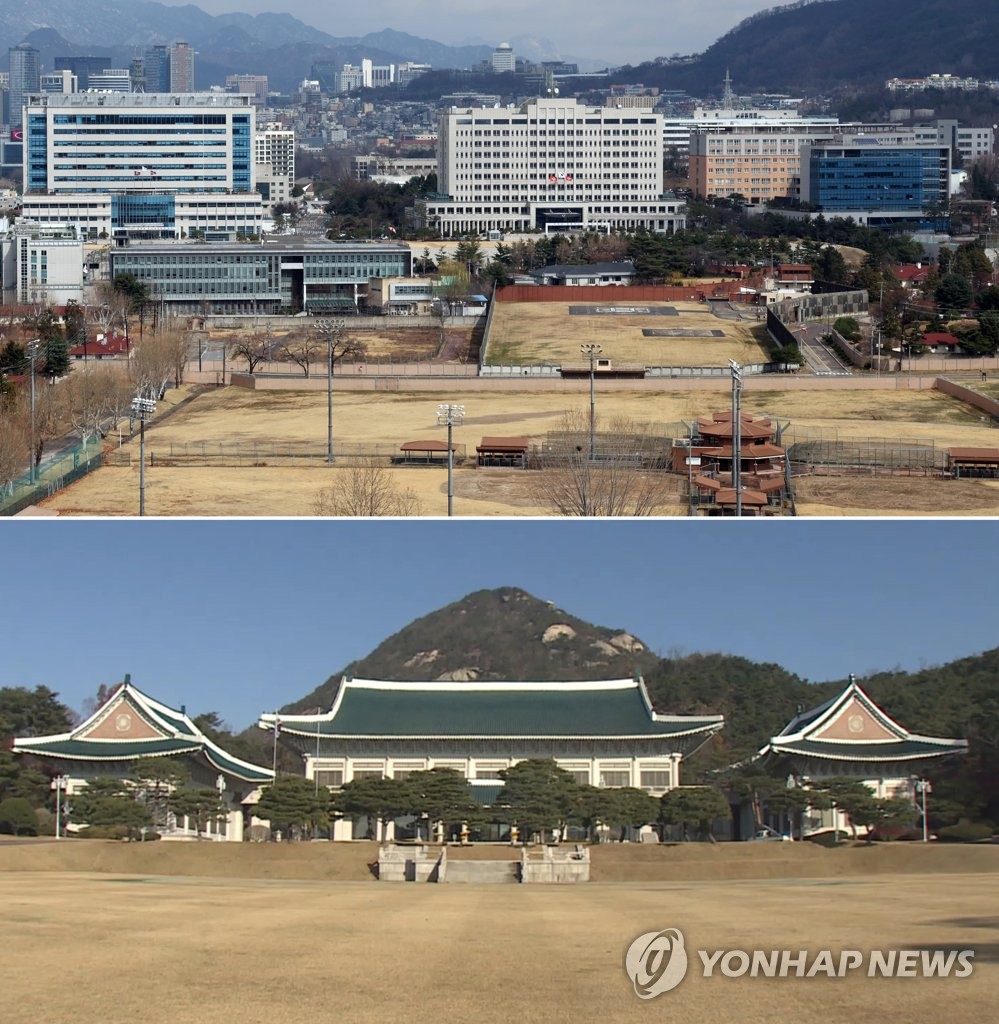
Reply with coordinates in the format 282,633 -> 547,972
13,675 -> 274,841
259,676 -> 724,841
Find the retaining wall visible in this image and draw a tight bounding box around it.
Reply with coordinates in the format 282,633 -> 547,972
934,377 -> 999,420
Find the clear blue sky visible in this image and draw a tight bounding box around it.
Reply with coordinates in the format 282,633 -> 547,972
3,519 -> 996,732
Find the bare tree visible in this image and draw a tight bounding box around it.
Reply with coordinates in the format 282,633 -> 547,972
315,318 -> 366,369
528,410 -> 680,516
28,382 -> 69,470
0,407 -> 28,495
313,458 -> 422,516
281,332 -> 325,377
131,325 -> 188,397
92,282 -> 130,341
229,326 -> 275,375
64,364 -> 131,445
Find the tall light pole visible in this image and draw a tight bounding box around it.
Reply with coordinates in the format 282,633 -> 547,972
131,392 -> 156,516
915,779 -> 932,843
316,317 -> 345,464
580,343 -> 602,460
53,774 -> 68,839
27,339 -> 38,483
729,359 -> 743,517
437,402 -> 465,516
314,706 -> 323,795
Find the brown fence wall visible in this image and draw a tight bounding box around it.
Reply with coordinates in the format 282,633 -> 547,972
934,377 -> 999,419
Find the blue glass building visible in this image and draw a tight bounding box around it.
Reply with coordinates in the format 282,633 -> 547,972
801,136 -> 950,218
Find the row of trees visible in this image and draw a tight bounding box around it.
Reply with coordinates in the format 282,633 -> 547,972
0,325 -> 188,495
238,760 -> 918,845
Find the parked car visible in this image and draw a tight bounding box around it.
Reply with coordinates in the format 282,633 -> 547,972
749,826 -> 792,842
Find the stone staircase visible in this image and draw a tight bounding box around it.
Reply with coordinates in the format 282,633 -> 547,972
442,858 -> 520,884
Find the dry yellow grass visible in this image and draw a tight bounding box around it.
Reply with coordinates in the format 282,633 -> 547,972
39,382 -> 999,517
487,300 -> 770,366
1,841 -> 996,1024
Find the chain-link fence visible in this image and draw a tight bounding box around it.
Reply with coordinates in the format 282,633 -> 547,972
1,440 -> 104,516
104,440 -> 468,469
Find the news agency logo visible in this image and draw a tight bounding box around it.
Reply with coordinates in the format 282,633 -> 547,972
625,927 -> 975,998
625,929 -> 689,999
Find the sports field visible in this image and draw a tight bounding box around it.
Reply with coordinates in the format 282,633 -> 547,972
486,300 -> 770,366
37,381 -> 999,516
2,841 -> 997,1024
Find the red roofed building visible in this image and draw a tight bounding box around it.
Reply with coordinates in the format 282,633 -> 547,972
69,332 -> 131,360
892,264 -> 931,289
919,332 -> 964,354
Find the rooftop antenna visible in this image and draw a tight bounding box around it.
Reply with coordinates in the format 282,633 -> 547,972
722,69 -> 735,108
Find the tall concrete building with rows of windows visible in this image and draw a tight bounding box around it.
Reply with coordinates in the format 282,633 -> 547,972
416,97 -> 685,237
21,92 -> 263,241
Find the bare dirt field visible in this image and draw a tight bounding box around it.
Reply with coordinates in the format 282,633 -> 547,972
39,381 -> 999,516
2,841 -> 997,1024
486,300 -> 770,366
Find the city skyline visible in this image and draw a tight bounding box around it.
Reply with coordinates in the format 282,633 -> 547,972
3,519 -> 997,732
150,0 -> 781,67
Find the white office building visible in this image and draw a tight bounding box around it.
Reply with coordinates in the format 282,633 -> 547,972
417,97 -> 686,236
1,220 -> 84,306
254,122 -> 295,205
86,69 -> 131,93
40,70 -> 77,94
491,43 -> 516,73
21,92 -> 263,241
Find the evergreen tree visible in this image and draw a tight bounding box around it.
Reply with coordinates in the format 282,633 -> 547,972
71,776 -> 152,838
168,786 -> 228,838
255,775 -> 328,840
659,786 -> 730,842
404,768 -> 475,842
495,759 -> 580,842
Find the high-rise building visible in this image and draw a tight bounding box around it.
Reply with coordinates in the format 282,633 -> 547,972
416,96 -> 685,236
687,121 -> 904,205
169,41 -> 195,92
491,43 -> 515,73
8,44 -> 40,130
86,69 -> 131,92
143,46 -> 170,92
40,71 -> 77,94
396,62 -> 432,89
338,64 -> 363,94
225,74 -> 268,104
799,135 -> 950,222
21,92 -> 262,241
53,56 -> 106,91
254,122 -> 295,205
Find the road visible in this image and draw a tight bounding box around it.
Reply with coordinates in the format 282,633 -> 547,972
792,322 -> 854,375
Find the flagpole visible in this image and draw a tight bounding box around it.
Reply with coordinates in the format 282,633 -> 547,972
271,713 -> 280,776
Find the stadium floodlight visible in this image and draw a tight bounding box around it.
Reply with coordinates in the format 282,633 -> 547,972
316,317 -> 346,464
729,360 -> 743,517
580,343 -> 603,460
131,392 -> 157,516
436,403 -> 466,517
